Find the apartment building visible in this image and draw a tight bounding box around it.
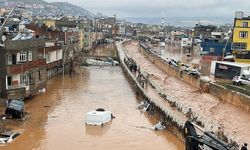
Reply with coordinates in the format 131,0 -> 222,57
232,11 -> 250,63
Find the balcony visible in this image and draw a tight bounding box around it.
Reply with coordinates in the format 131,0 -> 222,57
231,42 -> 247,50
7,86 -> 26,100
47,60 -> 62,69
7,59 -> 46,74
44,45 -> 62,53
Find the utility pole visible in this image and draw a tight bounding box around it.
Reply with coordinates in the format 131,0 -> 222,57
222,28 -> 233,60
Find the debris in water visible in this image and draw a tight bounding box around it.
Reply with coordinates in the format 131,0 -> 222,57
151,121 -> 166,131
5,100 -> 25,119
136,100 -> 150,112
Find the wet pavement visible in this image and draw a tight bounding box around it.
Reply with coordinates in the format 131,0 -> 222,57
0,66 -> 184,150
123,41 -> 250,145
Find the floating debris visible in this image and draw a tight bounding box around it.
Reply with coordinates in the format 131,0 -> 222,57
151,121 -> 166,131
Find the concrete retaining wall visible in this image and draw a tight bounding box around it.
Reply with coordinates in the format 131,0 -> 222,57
209,82 -> 250,112
139,42 -> 250,113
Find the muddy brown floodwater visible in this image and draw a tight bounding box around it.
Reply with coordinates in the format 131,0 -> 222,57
1,66 -> 184,150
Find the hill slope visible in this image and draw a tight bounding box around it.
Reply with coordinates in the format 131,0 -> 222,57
51,2 -> 94,17
8,0 -> 49,5
3,0 -> 94,17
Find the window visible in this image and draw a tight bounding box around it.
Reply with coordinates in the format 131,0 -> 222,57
46,53 -> 50,62
84,28 -> 89,32
239,31 -> 248,38
20,74 -> 27,85
7,55 -> 12,65
28,51 -> 32,61
235,51 -> 250,59
232,42 -> 247,50
19,52 -> 27,62
242,22 -> 248,27
210,48 -> 215,53
38,70 -> 42,81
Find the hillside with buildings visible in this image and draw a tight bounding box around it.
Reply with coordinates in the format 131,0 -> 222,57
0,0 -> 94,17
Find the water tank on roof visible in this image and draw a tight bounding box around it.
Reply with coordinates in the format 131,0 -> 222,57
235,11 -> 243,19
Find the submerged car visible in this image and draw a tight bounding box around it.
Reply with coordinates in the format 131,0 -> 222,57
188,69 -> 201,76
168,59 -> 179,67
85,108 -> 114,126
0,132 -> 20,144
233,75 -> 250,85
5,100 -> 25,118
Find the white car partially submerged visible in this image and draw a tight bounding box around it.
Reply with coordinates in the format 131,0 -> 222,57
233,75 -> 250,85
85,108 -> 114,126
0,132 -> 20,144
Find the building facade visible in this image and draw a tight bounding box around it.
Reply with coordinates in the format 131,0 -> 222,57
232,11 -> 250,63
0,39 -> 47,100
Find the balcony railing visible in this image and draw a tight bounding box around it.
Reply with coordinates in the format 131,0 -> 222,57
7,87 -> 26,100
7,83 -> 27,90
7,59 -> 46,74
44,45 -> 62,53
231,42 -> 247,50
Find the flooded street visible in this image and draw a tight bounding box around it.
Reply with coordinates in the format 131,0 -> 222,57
149,43 -> 211,75
1,66 -> 184,150
124,41 -> 250,144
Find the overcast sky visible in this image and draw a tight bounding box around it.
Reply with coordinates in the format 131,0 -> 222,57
45,0 -> 250,18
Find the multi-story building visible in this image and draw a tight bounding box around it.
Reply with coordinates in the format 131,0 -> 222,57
0,38 -> 47,100
232,11 -> 250,63
43,41 -> 63,78
77,21 -> 91,50
42,19 -> 56,29
193,24 -> 216,39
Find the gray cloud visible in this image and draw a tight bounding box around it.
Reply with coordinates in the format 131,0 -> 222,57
45,0 -> 250,17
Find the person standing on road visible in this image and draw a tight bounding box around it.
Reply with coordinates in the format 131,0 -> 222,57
216,126 -> 224,140
186,108 -> 194,121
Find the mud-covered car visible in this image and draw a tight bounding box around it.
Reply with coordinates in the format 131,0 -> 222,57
0,132 -> 20,144
5,100 -> 25,118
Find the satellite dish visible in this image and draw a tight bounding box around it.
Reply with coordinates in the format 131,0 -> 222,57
2,35 -> 6,42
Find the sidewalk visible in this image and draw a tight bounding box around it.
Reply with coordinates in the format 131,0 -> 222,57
123,41 -> 250,146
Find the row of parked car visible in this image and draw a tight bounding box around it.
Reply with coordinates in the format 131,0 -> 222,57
168,59 -> 201,77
